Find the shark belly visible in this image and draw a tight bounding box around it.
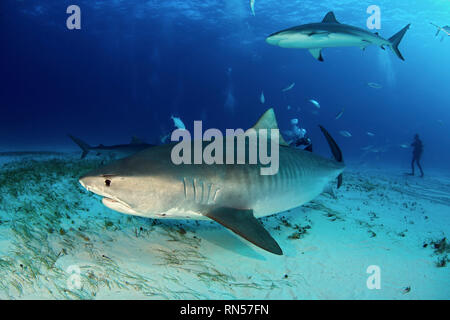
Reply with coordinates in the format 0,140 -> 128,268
280,32 -> 373,49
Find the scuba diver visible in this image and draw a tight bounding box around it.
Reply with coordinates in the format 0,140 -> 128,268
286,118 -> 313,152
292,134 -> 313,152
408,134 -> 424,177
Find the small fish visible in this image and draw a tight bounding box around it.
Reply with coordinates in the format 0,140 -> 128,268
282,82 -> 295,92
250,0 -> 255,16
287,105 -> 291,110
368,82 -> 382,89
361,145 -> 374,151
339,130 -> 352,137
367,132 -> 375,137
291,118 -> 298,125
335,108 -> 345,120
260,91 -> 265,104
171,115 -> 186,130
400,144 -> 409,149
160,133 -> 171,144
309,99 -> 320,109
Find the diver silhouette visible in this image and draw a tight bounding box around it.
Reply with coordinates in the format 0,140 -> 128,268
408,134 -> 424,177
292,136 -> 313,152
287,118 -> 313,152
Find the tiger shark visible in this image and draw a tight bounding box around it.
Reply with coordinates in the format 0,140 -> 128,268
69,135 -> 154,159
266,11 -> 410,61
78,109 -> 344,255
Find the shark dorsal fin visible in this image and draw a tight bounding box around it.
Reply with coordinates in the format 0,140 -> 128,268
247,108 -> 289,146
322,11 -> 339,24
130,136 -> 143,144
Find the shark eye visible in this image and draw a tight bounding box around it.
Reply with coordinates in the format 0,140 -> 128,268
105,179 -> 111,187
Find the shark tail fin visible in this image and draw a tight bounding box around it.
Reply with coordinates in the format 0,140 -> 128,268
68,135 -> 91,159
318,125 -> 344,188
388,24 -> 410,61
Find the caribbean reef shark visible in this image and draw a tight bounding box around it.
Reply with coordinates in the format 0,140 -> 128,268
78,109 -> 344,255
430,23 -> 450,39
69,135 -> 154,159
266,11 -> 410,61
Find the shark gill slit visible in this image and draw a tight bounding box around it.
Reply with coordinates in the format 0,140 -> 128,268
212,188 -> 220,203
200,180 -> 205,204
206,183 -> 212,204
193,178 -> 197,203
183,177 -> 187,199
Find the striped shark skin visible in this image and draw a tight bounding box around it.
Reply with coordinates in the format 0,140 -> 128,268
78,109 -> 345,255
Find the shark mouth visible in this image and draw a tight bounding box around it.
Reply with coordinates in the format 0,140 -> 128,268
102,197 -> 137,215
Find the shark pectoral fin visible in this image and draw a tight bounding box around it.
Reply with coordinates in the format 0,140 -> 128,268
322,184 -> 337,199
309,48 -> 324,61
205,207 -> 283,255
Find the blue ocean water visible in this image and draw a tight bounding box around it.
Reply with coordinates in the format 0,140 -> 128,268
1,0 -> 449,170
1,1 -> 450,301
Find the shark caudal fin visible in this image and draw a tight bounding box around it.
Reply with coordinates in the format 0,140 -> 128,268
68,135 -> 91,159
318,125 -> 344,188
388,24 -> 411,61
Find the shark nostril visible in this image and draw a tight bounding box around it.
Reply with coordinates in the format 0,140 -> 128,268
105,179 -> 111,187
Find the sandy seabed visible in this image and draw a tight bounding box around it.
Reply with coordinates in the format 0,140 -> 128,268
0,153 -> 448,299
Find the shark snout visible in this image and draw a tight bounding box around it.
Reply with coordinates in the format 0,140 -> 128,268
266,34 -> 280,45
79,177 -> 86,189
79,175 -> 99,194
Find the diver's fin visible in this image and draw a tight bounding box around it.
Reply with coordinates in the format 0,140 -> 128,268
309,48 -> 324,61
248,108 -> 289,146
130,136 -> 143,144
68,135 -> 91,159
318,125 -> 344,188
322,11 -> 339,24
205,207 -> 283,255
388,24 -> 411,61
